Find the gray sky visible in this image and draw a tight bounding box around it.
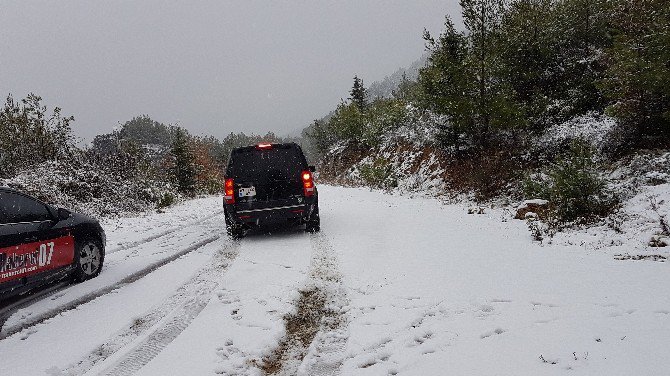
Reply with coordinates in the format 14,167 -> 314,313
0,1 -> 462,141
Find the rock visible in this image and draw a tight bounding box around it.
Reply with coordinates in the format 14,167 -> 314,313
515,199 -> 549,220
649,234 -> 669,248
468,206 -> 485,214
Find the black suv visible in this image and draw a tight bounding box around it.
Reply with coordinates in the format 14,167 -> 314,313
0,188 -> 106,300
223,142 -> 320,238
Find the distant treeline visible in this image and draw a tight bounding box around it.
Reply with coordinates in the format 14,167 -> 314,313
306,0 -> 669,155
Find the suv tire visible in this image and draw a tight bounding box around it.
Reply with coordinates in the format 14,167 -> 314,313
305,204 -> 320,233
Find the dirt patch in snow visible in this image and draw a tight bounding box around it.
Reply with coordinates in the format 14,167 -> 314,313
258,232 -> 348,375
259,287 -> 336,374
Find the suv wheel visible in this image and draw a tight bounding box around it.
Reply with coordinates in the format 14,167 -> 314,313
224,208 -> 246,239
305,204 -> 320,233
227,225 -> 246,239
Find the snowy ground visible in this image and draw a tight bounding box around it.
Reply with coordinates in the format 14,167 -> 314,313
0,186 -> 668,375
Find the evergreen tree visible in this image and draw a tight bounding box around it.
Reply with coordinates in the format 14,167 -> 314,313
392,73 -> 420,102
306,119 -> 335,154
499,0 -> 558,130
600,0 -> 670,145
552,0 -> 612,117
350,76 -> 368,111
171,128 -> 196,196
460,0 -> 522,145
419,17 -> 475,148
329,101 -> 366,141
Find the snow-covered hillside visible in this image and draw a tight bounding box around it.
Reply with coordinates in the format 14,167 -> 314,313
0,186 -> 668,375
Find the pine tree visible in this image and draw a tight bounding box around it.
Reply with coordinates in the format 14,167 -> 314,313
499,0 -> 558,130
460,0 -> 522,145
600,0 -> 670,145
419,16 -> 475,149
552,0 -> 612,117
350,76 -> 367,111
392,73 -> 420,102
306,119 -> 335,154
171,128 -> 196,196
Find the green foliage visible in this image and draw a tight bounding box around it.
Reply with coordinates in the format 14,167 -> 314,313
171,128 -> 196,196
328,101 -> 367,141
461,0 -> 523,143
0,94 -> 75,178
523,140 -> 618,223
359,158 -> 397,189
552,0 -> 612,118
305,0 -> 668,165
362,99 -> 408,146
310,98 -> 408,149
392,73 -> 421,102
419,17 -> 475,148
600,0 -> 670,144
350,76 -> 367,111
119,115 -> 175,147
499,0 -> 558,129
419,9 -> 523,148
157,191 -> 176,209
305,119 -> 336,155
307,76 -> 410,151
522,173 -> 551,201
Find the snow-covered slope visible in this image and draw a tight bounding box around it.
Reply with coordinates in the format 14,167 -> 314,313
0,187 -> 668,375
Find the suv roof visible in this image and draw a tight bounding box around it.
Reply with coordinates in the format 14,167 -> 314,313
229,142 -> 300,153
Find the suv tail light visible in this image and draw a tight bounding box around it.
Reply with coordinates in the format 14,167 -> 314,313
224,178 -> 235,204
302,170 -> 315,197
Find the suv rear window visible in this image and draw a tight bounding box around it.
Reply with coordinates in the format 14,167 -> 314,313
226,144 -> 307,179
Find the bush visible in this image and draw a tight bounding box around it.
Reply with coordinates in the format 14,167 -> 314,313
523,140 -> 618,224
359,158 -> 397,189
157,191 -> 177,209
2,158 -> 176,218
0,94 -> 75,178
362,99 -> 408,146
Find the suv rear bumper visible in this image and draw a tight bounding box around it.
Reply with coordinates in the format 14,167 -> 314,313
225,197 -> 317,228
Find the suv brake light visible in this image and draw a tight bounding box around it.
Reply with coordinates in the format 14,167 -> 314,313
256,143 -> 273,149
224,178 -> 235,204
302,170 -> 315,197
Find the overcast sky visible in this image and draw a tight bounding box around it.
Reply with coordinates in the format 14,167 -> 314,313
0,1 -> 462,142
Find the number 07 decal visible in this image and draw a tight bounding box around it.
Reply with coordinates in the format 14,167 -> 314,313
38,242 -> 55,267
0,236 -> 75,284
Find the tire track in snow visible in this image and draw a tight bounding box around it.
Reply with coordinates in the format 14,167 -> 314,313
261,232 -> 349,376
299,232 -> 350,376
106,210 -> 224,254
0,281 -> 71,331
0,235 -> 222,340
92,240 -> 241,376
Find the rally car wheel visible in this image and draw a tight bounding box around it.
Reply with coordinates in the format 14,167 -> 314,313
73,238 -> 104,282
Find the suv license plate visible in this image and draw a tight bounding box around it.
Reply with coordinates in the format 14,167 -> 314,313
239,187 -> 256,197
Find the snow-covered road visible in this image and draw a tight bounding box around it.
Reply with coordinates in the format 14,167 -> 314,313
0,186 -> 668,375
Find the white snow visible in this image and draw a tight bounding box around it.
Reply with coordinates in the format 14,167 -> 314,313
0,186 -> 669,375
535,112 -> 621,153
